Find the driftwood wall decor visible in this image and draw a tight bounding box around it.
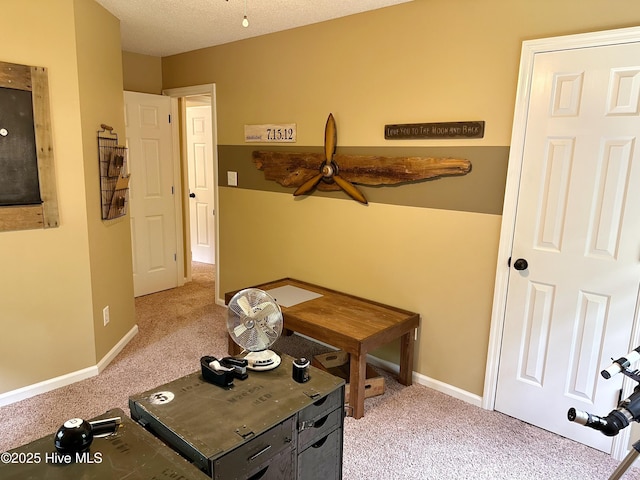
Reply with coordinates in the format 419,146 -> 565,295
253,151 -> 472,190
252,114 -> 472,205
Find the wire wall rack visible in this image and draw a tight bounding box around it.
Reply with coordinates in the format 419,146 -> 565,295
97,124 -> 130,220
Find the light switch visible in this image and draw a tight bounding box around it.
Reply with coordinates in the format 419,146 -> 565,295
227,171 -> 238,186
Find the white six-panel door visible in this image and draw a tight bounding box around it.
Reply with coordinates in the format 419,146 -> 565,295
124,91 -> 177,297
495,41 -> 640,453
186,104 -> 215,265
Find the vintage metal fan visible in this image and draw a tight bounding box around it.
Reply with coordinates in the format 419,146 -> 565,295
293,113 -> 368,204
227,288 -> 283,371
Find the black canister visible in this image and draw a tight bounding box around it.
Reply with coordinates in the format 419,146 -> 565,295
292,357 -> 310,383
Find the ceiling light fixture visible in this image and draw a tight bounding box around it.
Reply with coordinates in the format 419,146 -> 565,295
242,0 -> 249,27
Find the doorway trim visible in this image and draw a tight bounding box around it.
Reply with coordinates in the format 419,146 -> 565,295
482,26 -> 640,459
162,84 -> 221,305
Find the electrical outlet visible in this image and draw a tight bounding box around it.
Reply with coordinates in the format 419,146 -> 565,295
103,306 -> 110,326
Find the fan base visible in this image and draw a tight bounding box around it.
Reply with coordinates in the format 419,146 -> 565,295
244,350 -> 281,371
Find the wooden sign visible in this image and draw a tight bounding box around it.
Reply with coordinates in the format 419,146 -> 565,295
385,121 -> 485,140
244,123 -> 296,143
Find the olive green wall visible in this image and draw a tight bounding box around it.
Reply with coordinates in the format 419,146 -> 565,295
160,0 -> 640,396
218,145 -> 508,214
0,0 -> 135,395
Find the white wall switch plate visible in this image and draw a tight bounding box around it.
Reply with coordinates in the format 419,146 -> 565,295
227,171 -> 238,186
103,306 -> 110,326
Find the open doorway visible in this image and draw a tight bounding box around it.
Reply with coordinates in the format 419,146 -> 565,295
163,84 -> 220,304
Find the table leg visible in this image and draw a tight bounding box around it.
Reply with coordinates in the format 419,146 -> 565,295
398,330 -> 415,386
349,351 -> 367,419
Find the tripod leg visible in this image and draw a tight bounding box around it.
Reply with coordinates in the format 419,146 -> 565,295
609,440 -> 640,480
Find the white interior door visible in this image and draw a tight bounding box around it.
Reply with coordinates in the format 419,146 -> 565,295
186,103 -> 215,264
124,91 -> 177,297
495,40 -> 640,453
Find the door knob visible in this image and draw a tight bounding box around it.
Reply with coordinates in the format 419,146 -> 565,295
189,193 -> 196,198
513,258 -> 528,271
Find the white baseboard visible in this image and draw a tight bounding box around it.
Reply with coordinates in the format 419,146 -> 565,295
97,324 -> 139,373
0,325 -> 138,408
365,355 -> 483,408
294,332 -> 483,407
0,366 -> 98,408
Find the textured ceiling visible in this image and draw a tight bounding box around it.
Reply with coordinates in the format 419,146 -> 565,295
95,0 -> 413,57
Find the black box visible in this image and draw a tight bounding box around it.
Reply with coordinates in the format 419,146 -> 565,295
129,354 -> 345,479
0,408 -> 208,480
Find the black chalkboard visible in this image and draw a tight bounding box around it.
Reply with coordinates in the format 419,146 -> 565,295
0,86 -> 42,206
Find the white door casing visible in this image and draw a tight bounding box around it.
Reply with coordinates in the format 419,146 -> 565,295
125,91 -> 178,297
484,27 -> 640,460
187,104 -> 215,264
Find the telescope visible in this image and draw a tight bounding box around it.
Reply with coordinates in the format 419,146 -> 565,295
601,346 -> 640,380
568,346 -> 640,480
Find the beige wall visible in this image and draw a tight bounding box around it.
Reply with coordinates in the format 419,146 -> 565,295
160,0 -> 640,396
122,51 -> 163,94
218,189 -> 502,392
74,0 -> 136,360
0,0 -> 135,394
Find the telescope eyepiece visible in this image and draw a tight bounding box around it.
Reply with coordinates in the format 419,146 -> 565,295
567,407 -> 629,436
567,407 -> 588,425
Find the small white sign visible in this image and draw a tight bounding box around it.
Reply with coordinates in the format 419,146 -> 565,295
244,123 -> 296,143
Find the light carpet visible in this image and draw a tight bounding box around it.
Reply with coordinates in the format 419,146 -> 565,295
0,263 -> 637,479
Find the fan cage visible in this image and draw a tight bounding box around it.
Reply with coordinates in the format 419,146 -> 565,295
227,288 -> 283,352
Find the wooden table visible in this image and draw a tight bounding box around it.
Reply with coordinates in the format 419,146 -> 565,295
225,278 -> 420,419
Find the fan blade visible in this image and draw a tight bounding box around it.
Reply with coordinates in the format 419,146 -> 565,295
334,174 -> 368,204
325,113 -> 337,162
262,323 -> 280,340
293,172 -> 323,196
237,296 -> 252,316
233,323 -> 248,338
254,326 -> 271,350
251,302 -> 277,319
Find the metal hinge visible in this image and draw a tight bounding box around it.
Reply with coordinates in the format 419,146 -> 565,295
168,114 -> 171,123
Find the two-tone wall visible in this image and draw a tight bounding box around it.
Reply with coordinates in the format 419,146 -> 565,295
158,0 -> 640,397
